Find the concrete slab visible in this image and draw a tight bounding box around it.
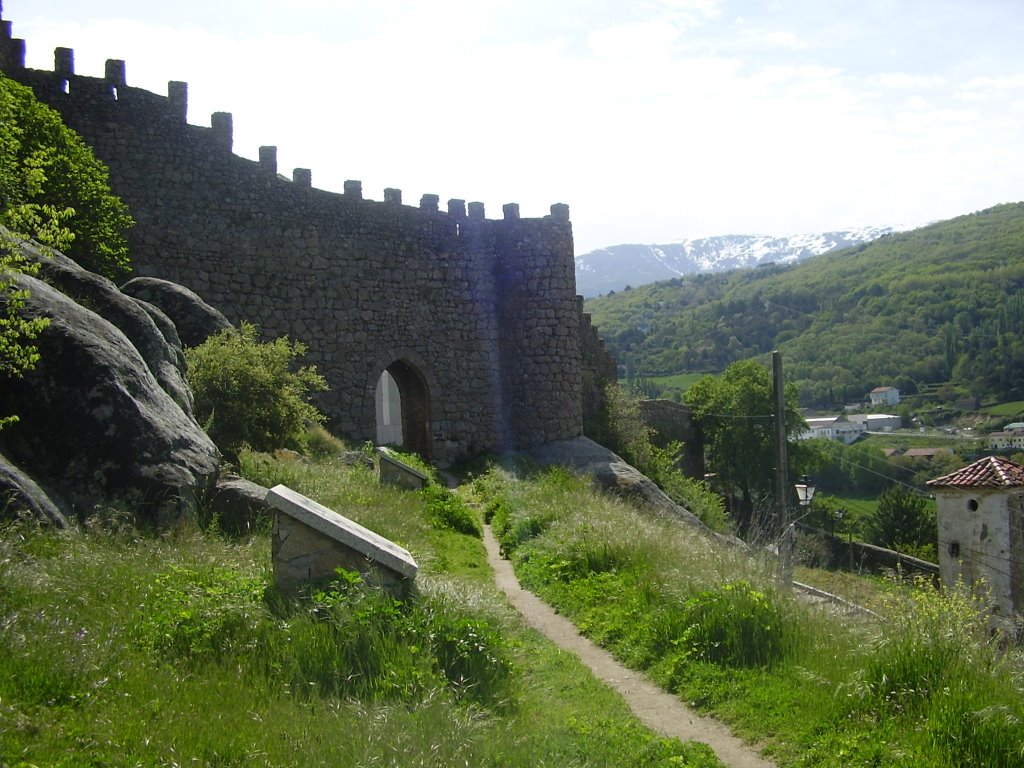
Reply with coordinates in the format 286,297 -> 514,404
266,484 -> 418,584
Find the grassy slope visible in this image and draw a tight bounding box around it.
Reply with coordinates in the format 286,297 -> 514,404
584,202 -> 1024,406
0,453 -> 721,768
484,465 -> 1024,768
7,450 -> 1024,767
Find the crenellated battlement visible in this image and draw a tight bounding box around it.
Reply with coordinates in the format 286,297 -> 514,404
0,9 -> 598,465
0,15 -> 567,227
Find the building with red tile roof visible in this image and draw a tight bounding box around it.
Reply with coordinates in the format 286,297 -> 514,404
928,456 -> 1024,620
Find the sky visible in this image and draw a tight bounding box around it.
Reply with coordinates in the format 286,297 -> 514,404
5,0 -> 1024,254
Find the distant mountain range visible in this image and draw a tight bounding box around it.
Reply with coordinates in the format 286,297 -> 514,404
581,202 -> 1024,408
574,227 -> 901,297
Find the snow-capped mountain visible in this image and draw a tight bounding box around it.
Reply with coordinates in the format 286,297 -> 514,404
575,227 -> 900,297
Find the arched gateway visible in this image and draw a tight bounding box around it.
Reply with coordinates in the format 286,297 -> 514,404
375,359 -> 433,460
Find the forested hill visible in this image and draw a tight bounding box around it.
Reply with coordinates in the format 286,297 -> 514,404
583,202 -> 1024,407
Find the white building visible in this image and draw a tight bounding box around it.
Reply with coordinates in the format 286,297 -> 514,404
988,430 -> 1024,452
800,415 -> 865,444
928,456 -> 1024,621
848,413 -> 902,433
869,386 -> 900,406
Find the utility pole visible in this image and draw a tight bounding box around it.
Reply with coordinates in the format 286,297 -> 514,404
773,350 -> 792,585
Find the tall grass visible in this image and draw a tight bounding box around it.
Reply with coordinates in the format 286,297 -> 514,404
482,464 -> 1024,767
0,455 -> 722,768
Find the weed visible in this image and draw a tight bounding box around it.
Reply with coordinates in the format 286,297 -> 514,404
422,485 -> 481,538
134,563 -> 269,662
677,580 -> 794,668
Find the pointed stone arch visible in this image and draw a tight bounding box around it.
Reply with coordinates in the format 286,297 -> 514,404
367,351 -> 440,461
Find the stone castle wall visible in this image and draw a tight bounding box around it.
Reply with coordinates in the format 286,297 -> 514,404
0,15 -> 593,464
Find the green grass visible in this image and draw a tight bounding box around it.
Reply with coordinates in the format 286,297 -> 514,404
484,464 -> 1024,768
0,452 -> 722,768
984,400 -> 1024,419
648,372 -> 709,397
9,450 -> 1024,767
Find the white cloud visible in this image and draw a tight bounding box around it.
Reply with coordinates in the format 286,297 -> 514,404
872,73 -> 945,90
6,0 -> 1024,252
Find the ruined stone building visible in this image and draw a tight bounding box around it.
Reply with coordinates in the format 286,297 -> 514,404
0,11 -> 617,465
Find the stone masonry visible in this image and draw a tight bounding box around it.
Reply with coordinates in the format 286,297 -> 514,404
0,12 -> 620,465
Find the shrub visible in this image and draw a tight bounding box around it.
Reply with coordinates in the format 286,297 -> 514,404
677,580 -> 793,668
185,322 -> 328,458
422,485 -> 481,538
645,441 -> 731,533
601,384 -> 731,534
0,236 -> 49,429
304,422 -> 347,458
865,485 -> 936,556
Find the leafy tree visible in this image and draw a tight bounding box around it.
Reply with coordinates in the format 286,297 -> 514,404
2,76 -> 134,426
0,237 -> 50,429
602,382 -> 729,532
865,485 -> 936,558
684,359 -> 805,517
185,322 -> 328,458
802,438 -> 893,496
0,75 -> 133,279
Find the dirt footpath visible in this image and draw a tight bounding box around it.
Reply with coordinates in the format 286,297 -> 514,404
483,526 -> 777,768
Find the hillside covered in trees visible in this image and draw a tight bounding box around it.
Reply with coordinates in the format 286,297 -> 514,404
584,203 -> 1024,407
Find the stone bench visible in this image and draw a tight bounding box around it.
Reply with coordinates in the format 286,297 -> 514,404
377,447 -> 430,490
266,484 -> 418,596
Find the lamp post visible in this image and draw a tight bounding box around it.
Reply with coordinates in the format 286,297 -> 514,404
795,475 -> 816,512
781,475 -> 816,585
834,506 -> 853,570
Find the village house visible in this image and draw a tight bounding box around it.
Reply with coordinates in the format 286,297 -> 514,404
800,415 -> 865,444
869,386 -> 900,407
987,430 -> 1024,452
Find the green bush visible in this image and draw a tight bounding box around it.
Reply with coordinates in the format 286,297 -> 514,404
0,236 -> 49,429
677,580 -> 794,668
602,383 -> 731,534
134,564 -> 269,662
865,485 -> 937,558
185,322 -> 328,457
303,422 -> 347,458
645,441 -> 731,533
422,485 -> 481,538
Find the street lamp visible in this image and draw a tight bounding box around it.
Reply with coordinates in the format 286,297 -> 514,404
794,475 -> 816,510
781,476 -> 816,585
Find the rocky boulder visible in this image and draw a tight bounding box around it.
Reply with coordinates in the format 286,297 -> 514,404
121,276 -> 232,348
20,240 -> 195,416
518,436 -> 707,529
0,234 -> 221,526
0,453 -> 69,528
207,475 -> 273,535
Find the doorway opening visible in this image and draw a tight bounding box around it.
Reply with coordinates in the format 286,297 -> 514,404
375,359 -> 432,460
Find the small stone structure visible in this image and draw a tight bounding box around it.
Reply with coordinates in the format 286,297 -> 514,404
266,484 -> 418,596
377,448 -> 429,490
928,456 -> 1024,621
